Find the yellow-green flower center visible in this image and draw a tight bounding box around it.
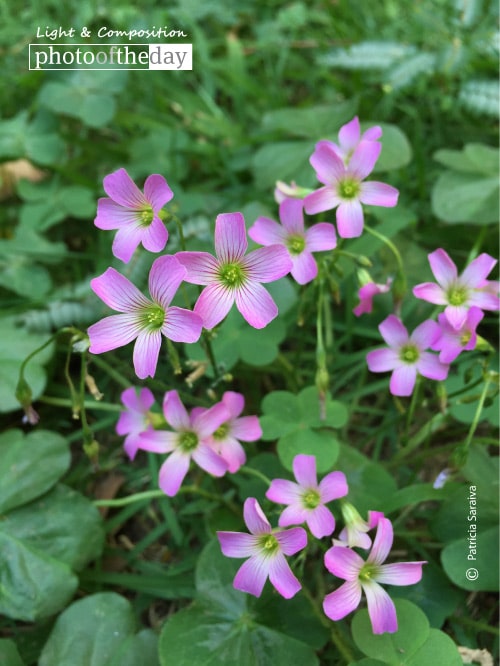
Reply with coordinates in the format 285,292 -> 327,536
179,430 -> 199,452
286,233 -> 306,256
302,489 -> 321,509
142,306 -> 165,331
460,331 -> 472,346
213,422 -> 230,441
447,285 -> 468,306
139,206 -> 154,226
359,562 -> 379,583
338,178 -> 360,200
399,343 -> 419,364
259,534 -> 279,555
219,262 -> 246,288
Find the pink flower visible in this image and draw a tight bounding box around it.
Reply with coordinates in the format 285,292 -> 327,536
88,255 -> 202,379
431,307 -> 484,363
95,168 -> 173,263
323,517 -> 426,634
217,497 -> 307,599
319,116 -> 382,165
176,212 -> 292,329
335,504 -> 384,549
248,199 -> 336,285
366,315 -> 449,396
413,249 -> 499,330
135,390 -> 229,496
206,391 -> 262,473
266,454 -> 348,538
117,387 -> 155,460
353,278 -> 393,317
304,125 -> 398,238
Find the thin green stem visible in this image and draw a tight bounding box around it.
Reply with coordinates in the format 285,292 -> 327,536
452,614 -> 500,635
94,485 -> 238,512
39,396 -> 122,412
462,372 -> 494,452
238,466 -> 272,486
89,355 -> 131,389
364,225 -> 404,273
403,375 -> 422,446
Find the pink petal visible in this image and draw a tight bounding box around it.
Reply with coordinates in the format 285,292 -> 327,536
140,216 -> 168,254
348,141 -> 382,180
428,249 -> 457,288
95,198 -> 137,230
158,450 -> 190,496
460,253 -> 497,287
323,580 -> 362,621
133,330 -> 162,379
244,245 -> 292,282
376,562 -> 426,586
143,174 -> 174,210
162,307 -> 202,343
91,268 -> 150,312
135,430 -> 178,454
468,290 -> 500,312
194,284 -> 234,329
444,304 -> 469,330
215,212 -> 247,262
111,224 -> 146,263
362,125 -> 383,141
410,319 -> 441,349
88,314 -> 142,353
193,402 -> 230,439
304,186 -> 341,215
368,517 -> 393,565
324,546 -> 364,580
163,390 -> 190,431
215,436 -> 246,473
274,526 -> 308,556
266,479 -> 302,505
366,348 -> 400,373
192,443 -> 228,477
306,505 -> 336,538
319,471 -> 348,502
416,352 -> 449,381
359,181 -> 399,207
268,552 -> 302,599
338,116 -> 360,152
243,498 -> 272,535
310,144 -> 346,184
290,251 -> 318,285
231,415 -> 262,441
248,216 -> 286,246
279,198 -> 305,234
305,223 -> 337,252
233,554 -> 269,597
235,282 -> 278,329
217,531 -> 259,558
336,200 -> 364,238
120,386 -> 155,413
363,581 -> 398,634
379,315 -> 409,347
277,504 -> 309,527
103,168 -> 146,208
123,432 -> 146,460
116,411 -> 142,436
221,391 -> 245,419
293,454 -> 317,488
175,251 -> 219,285
148,256 -> 186,307
412,282 -> 447,305
390,365 -> 417,397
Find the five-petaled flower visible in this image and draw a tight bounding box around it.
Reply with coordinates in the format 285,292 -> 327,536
249,199 -> 336,285
353,278 -> 393,317
94,168 -> 173,263
318,116 -> 382,166
88,255 -> 202,379
366,314 -> 449,396
117,387 -> 155,460
432,307 -> 484,363
323,516 -> 426,634
413,249 -> 499,330
266,454 -> 348,538
304,121 -> 398,238
136,390 -> 229,496
176,212 -> 292,329
217,497 -> 307,599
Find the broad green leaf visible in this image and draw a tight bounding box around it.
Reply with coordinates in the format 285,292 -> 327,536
107,630 -> 160,666
261,99 -> 357,138
407,629 -> 462,666
431,485 -> 498,544
367,122 -> 412,171
441,526 -> 499,591
0,639 -> 26,666
297,385 -> 349,428
0,429 -> 69,513
252,141 -> 315,191
25,134 -> 65,166
433,143 -> 498,175
0,257 -> 52,297
445,367 -> 499,427
277,429 -> 340,473
432,171 -> 499,224
382,483 -> 457,514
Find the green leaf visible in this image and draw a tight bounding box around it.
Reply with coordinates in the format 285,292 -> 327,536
261,99 -> 357,139
433,143 -> 499,175
252,140 -> 315,191
297,386 -> 348,428
0,257 -> 52,297
365,122 -> 412,171
0,429 -> 70,513
407,629 -> 462,666
0,639 -> 26,666
441,526 -> 499,591
382,483 -> 456,514
277,429 -> 340,473
432,171 -> 499,224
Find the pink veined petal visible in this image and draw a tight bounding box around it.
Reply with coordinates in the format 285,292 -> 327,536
234,282 -> 278,329
120,386 -> 155,413
162,306 -> 202,343
368,511 -> 386,529
143,174 -> 174,210
268,552 -> 302,599
428,249 -> 457,288
338,116 -> 360,152
416,351 -> 449,381
248,216 -> 287,246
293,454 -> 318,488
266,479 -> 302,505
221,391 -> 245,419
310,144 -> 346,184
215,212 -> 248,262
244,497 -> 272,535
305,223 -> 337,252
363,581 -> 398,634
193,402 -> 230,439
111,224 -> 147,263
88,314 -> 142,353
338,526 -> 372,550
464,306 -> 485,331
437,338 -> 463,364
359,181 -> 399,207
460,253 -> 497,288
95,198 -> 138,230
194,283 -> 235,329
468,290 -> 500,312
279,198 -> 305,234
233,554 -> 270,597
231,415 -> 262,441
158,450 -> 190,497
410,319 -> 441,349
324,545 -> 364,580
379,314 -> 409,347
123,432 -> 146,461
304,186 -> 342,215
306,505 -> 336,538
192,442 -> 228,477
348,140 -> 382,180
244,245 -> 292,282
175,251 -> 219,285
323,580 -> 362,621
140,216 -> 168,255
91,268 -> 151,312
103,168 -> 147,209
444,304 -> 469,330
133,330 -> 162,379
274,526 -> 308,556
376,562 -> 426,586
135,430 -> 178,454
336,200 -> 364,238
412,282 -> 447,305
368,517 -> 393,565
217,531 -> 260,558
290,251 -> 318,285
163,390 -> 190,431
214,436 -> 246,473
116,411 -> 143,436
277,504 -> 309,528
390,364 -> 418,397
362,125 -> 382,141
366,348 -> 400,373
148,255 -> 186,307
319,470 -> 349,503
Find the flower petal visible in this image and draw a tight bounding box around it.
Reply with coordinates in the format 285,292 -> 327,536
376,562 -> 426,586
162,307 -> 202,343
416,352 -> 449,381
231,415 -> 262,441
243,497 -> 271,535
163,390 -> 190,430
217,531 -> 259,558
324,545 -> 364,580
363,581 -> 398,634
368,517 -> 393,565
336,200 -> 364,238
192,443 -> 228,477
148,255 -> 185,307
366,348 -> 400,373
195,284 -> 234,329
338,116 -> 360,152
95,198 -> 137,230
158,450 -> 190,496
140,216 -> 168,255
193,402 -> 230,439
323,581 -> 362,621
221,391 -> 245,419
103,168 -> 146,208
348,141 -> 382,180
244,245 -> 292,283
248,216 -> 286,246
143,174 -> 174,210
268,552 -> 302,599
410,319 -> 441,349
293,454 -> 318,488
390,365 -> 417,397
379,314 -> 408,347
290,251 -> 318,285
111,224 -> 147,263
412,282 -> 447,305
275,526 -> 308,556
215,212 -> 247,262
120,386 -> 155,413
279,198 -> 305,234
305,223 -> 337,252
460,253 -> 497,287
359,181 -> 399,207
444,304 -> 469,330
175,251 -> 219,285
91,268 -> 150,312
235,282 -> 278,329
319,471 -> 348,503
233,554 -> 269,597
307,505 -> 336,538
266,479 -> 302,505
304,186 -> 341,215
88,314 -> 142,353
136,430 -> 178,454
214,436 -> 246,473
277,504 -> 309,527
310,144 -> 346,184
133,330 -> 162,379
428,249 -> 457,288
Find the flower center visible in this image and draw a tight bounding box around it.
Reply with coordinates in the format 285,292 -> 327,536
302,489 -> 321,509
359,563 -> 380,583
213,422 -> 230,441
139,206 -> 154,226
399,343 -> 419,364
179,430 -> 199,452
460,331 -> 472,346
142,306 -> 165,331
218,262 -> 246,289
338,178 -> 360,200
286,233 -> 306,256
259,534 -> 279,555
447,285 -> 468,306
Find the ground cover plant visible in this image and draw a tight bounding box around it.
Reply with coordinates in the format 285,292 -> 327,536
0,1 -> 498,664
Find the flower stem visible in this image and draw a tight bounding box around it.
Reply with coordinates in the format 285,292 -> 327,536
94,485 -> 238,511
238,466 -> 272,486
364,225 -> 404,273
